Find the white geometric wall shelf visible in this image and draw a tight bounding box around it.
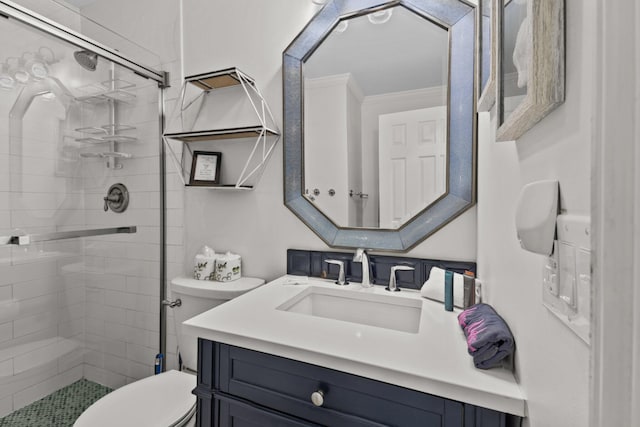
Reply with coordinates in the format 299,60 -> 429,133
163,68 -> 280,190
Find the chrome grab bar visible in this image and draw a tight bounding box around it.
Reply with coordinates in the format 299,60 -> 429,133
0,226 -> 137,246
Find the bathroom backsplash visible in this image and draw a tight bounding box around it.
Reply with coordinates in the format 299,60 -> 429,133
287,249 -> 476,290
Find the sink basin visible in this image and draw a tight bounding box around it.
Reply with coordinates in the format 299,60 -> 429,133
276,286 -> 422,333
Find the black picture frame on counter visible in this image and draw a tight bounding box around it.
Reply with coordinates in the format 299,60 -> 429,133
189,151 -> 222,186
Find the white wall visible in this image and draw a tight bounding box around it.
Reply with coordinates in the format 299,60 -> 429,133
181,0 -> 476,284
346,79 -> 363,227
304,75 -> 354,226
590,0 -> 640,424
477,0 -> 594,425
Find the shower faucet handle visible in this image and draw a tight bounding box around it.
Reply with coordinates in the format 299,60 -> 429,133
103,183 -> 129,213
103,194 -> 120,211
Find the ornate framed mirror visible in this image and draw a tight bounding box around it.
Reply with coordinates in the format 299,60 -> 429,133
283,0 -> 476,251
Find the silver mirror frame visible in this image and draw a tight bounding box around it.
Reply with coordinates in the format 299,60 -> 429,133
283,0 -> 476,252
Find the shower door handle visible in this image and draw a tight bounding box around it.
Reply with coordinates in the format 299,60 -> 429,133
0,235 -> 30,246
0,226 -> 137,246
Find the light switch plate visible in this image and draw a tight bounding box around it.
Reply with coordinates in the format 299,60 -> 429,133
543,215 -> 591,345
543,247 -> 559,296
558,241 -> 576,309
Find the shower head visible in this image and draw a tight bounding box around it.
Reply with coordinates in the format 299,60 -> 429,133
73,50 -> 98,71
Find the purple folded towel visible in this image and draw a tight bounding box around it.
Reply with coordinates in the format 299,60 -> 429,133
457,303 -> 514,370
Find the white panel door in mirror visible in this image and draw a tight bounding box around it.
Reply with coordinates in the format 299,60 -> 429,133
378,107 -> 446,229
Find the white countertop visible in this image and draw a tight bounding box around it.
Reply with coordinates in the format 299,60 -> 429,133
182,276 -> 526,417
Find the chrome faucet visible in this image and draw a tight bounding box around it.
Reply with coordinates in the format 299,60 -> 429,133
324,259 -> 348,285
353,248 -> 372,288
386,265 -> 415,292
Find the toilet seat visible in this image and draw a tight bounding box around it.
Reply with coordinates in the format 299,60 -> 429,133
74,370 -> 196,427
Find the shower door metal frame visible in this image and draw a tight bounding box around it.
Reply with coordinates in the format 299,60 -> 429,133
0,0 -> 170,370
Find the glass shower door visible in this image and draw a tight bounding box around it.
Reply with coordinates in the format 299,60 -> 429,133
0,6 -> 163,417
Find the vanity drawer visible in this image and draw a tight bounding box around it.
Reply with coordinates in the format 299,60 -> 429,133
214,395 -> 320,427
209,342 -> 464,427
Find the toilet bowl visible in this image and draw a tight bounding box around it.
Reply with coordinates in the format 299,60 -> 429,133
74,276 -> 265,427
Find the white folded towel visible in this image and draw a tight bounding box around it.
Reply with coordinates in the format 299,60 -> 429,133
420,266 -> 465,308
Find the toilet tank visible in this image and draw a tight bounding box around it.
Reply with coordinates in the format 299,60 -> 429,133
169,277 -> 264,371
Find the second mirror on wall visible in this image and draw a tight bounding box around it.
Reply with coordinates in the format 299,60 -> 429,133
478,0 -> 565,142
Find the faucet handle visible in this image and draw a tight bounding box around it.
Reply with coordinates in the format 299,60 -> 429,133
352,248 -> 372,288
325,259 -> 349,286
386,265 -> 415,292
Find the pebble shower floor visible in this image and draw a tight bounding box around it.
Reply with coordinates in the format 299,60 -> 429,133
0,379 -> 111,426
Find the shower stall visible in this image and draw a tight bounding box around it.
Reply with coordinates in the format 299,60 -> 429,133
0,0 -> 167,418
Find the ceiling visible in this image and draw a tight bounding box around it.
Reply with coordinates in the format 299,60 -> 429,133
304,5 -> 448,96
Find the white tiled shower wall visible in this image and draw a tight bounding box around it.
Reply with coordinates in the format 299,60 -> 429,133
77,0 -> 185,380
0,0 -> 183,414
79,72 -> 164,389
0,2 -> 86,416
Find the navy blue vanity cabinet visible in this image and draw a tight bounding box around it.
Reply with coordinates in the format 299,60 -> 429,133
195,339 -> 521,427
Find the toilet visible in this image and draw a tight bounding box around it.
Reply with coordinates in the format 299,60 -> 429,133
74,276 -> 265,427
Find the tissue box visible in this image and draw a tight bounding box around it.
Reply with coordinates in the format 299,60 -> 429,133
214,252 -> 241,282
193,245 -> 217,281
194,254 -> 216,281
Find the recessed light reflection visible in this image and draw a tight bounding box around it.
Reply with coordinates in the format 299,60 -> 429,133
40,91 -> 56,100
368,9 -> 393,25
7,57 -> 30,84
0,63 -> 15,90
2,47 -> 56,87
22,52 -> 49,80
335,21 -> 349,33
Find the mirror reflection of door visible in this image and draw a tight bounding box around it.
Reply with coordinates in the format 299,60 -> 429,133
378,107 -> 446,229
302,5 -> 449,230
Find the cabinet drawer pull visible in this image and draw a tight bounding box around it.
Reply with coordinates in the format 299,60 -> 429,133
310,390 -> 324,407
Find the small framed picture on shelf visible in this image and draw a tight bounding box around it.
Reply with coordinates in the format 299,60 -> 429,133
189,151 -> 222,186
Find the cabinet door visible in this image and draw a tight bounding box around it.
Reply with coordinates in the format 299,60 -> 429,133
215,396 -> 320,427
464,406 -> 522,427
